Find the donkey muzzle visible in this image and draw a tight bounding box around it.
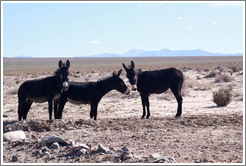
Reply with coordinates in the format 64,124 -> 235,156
131,85 -> 137,91
62,82 -> 69,91
124,88 -> 130,95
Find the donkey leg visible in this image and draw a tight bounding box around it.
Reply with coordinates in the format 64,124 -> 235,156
23,101 -> 32,120
18,99 -> 26,121
54,99 -> 59,119
146,95 -> 151,119
90,104 -> 94,119
48,100 -> 53,120
92,103 -> 99,120
90,102 -> 99,120
140,93 -> 147,119
171,87 -> 183,117
57,96 -> 67,119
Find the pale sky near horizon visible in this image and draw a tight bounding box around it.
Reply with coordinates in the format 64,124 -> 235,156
2,1 -> 244,58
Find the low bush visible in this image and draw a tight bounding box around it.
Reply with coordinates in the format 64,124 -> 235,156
214,74 -> 233,83
230,66 -> 242,73
205,70 -> 218,78
213,88 -> 232,106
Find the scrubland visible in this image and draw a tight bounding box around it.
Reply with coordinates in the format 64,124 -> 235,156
2,56 -> 244,163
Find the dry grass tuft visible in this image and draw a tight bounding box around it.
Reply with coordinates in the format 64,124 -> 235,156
230,66 -> 242,73
205,70 -> 218,78
214,74 -> 233,83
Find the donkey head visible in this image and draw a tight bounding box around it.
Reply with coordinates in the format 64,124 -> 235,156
122,61 -> 138,91
57,60 -> 70,92
111,69 -> 130,95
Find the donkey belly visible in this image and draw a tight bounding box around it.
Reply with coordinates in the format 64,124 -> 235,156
138,84 -> 169,94
150,87 -> 169,94
68,98 -> 91,105
27,93 -> 60,103
28,97 -> 47,103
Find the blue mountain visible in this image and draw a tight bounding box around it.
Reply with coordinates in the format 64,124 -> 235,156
90,48 -> 242,57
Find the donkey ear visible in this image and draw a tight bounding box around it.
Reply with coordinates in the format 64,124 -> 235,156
58,60 -> 63,68
112,71 -> 117,76
117,69 -> 122,77
66,60 -> 70,68
122,63 -> 128,70
131,61 -> 135,69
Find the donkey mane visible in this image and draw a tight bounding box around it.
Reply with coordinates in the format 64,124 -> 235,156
97,75 -> 114,83
54,68 -> 63,76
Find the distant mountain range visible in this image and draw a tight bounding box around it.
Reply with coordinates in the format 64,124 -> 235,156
14,55 -> 32,58
89,48 -> 243,57
7,49 -> 243,58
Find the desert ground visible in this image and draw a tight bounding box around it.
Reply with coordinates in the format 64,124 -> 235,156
2,56 -> 244,164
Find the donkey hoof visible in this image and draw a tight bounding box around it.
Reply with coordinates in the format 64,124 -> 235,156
146,116 -> 150,119
175,114 -> 181,118
141,116 -> 145,119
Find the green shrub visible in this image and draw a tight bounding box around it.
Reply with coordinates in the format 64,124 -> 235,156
213,88 -> 232,106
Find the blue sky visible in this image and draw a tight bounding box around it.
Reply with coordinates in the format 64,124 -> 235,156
2,2 -> 244,58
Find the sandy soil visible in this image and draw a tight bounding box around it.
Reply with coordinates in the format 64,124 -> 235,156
2,58 -> 244,164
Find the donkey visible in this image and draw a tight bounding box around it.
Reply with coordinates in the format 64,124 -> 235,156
123,61 -> 184,119
55,70 -> 130,120
18,60 -> 70,121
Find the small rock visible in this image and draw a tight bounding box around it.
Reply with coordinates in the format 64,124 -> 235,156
113,156 -> 121,163
11,155 -> 18,162
3,130 -> 26,142
121,146 -> 129,152
17,147 -> 25,151
120,151 -> 132,161
150,153 -> 161,159
76,148 -> 87,156
69,147 -> 78,156
98,144 -> 111,154
41,135 -> 68,147
12,140 -> 24,147
31,134 -> 39,140
41,146 -> 49,152
42,151 -> 51,157
32,150 -> 41,157
69,146 -> 87,156
77,143 -> 90,149
168,157 -> 176,163
68,139 -> 76,147
195,159 -> 203,163
74,73 -> 81,78
133,154 -> 142,160
49,142 -> 60,149
109,146 -> 115,151
154,156 -> 169,163
86,143 -> 92,149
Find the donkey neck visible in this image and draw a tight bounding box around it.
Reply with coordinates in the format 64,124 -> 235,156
48,74 -> 63,93
97,77 -> 115,97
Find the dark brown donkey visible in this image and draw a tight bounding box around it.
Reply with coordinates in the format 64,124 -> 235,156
123,61 -> 184,118
56,70 -> 130,120
18,60 -> 70,120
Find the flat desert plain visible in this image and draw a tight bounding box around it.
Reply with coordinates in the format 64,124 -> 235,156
2,56 -> 244,163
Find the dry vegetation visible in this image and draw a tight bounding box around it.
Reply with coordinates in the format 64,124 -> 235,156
2,56 -> 244,164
